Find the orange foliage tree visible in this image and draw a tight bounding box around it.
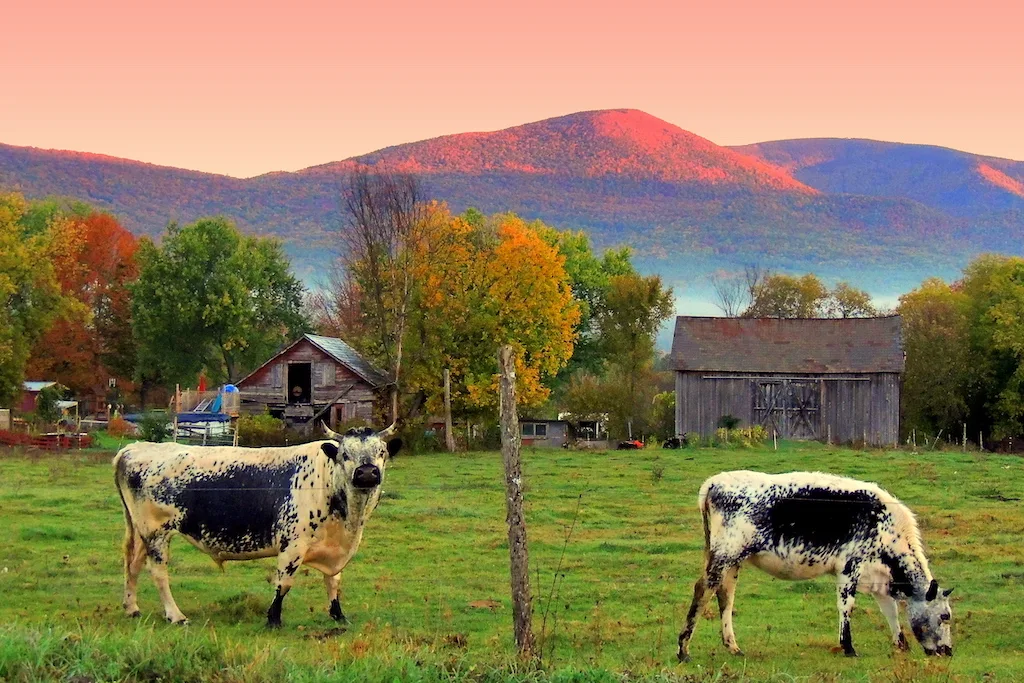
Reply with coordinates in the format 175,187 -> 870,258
26,212 -> 139,401
404,206 -> 580,415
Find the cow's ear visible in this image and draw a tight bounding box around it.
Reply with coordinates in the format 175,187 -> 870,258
942,587 -> 954,598
321,442 -> 340,461
386,437 -> 403,459
926,579 -> 939,601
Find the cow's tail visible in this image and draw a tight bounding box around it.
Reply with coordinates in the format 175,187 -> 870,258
112,448 -> 137,567
697,478 -> 714,565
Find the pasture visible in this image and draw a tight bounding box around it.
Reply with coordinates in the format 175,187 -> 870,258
1,441 -> 1022,682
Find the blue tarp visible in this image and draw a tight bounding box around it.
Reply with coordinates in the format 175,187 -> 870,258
175,412 -> 231,423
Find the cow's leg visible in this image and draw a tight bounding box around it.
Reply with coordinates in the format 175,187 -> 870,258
678,557 -> 727,663
267,546 -> 306,628
145,533 -> 188,624
873,593 -> 909,651
836,563 -> 862,657
122,528 -> 147,617
324,572 -> 347,623
717,565 -> 742,656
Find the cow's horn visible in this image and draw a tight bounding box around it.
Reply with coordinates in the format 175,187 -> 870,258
377,422 -> 398,439
322,421 -> 342,441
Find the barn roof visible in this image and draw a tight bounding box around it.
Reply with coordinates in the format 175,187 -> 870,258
304,334 -> 390,387
236,334 -> 390,388
670,316 -> 904,374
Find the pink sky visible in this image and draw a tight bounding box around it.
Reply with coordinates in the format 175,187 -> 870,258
2,0 -> 1021,178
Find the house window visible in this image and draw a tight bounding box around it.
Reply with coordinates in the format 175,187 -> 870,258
521,423 -> 547,438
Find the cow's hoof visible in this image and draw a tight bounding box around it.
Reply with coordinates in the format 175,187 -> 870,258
677,652 -> 690,663
730,648 -> 745,657
329,599 -> 347,623
897,633 -> 910,651
266,620 -> 282,630
844,649 -> 858,658
126,610 -> 141,619
167,617 -> 189,626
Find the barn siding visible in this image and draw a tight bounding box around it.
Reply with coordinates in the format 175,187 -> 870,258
676,371 -> 900,446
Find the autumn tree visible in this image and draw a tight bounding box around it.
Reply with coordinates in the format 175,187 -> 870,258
744,273 -> 829,318
26,211 -> 139,398
404,208 -> 580,418
0,193 -> 63,406
825,282 -> 877,318
340,169 -> 425,420
132,217 -> 307,388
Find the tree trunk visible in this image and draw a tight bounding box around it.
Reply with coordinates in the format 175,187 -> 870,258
443,368 -> 456,452
498,346 -> 535,658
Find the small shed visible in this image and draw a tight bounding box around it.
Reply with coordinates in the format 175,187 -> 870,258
235,334 -> 390,428
671,316 -> 904,446
19,381 -> 57,414
520,419 -> 570,448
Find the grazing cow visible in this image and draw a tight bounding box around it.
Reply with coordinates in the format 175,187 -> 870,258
113,423 -> 402,627
677,470 -> 953,661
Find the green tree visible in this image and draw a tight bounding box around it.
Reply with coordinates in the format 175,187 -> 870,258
0,193 -> 63,406
897,278 -> 970,436
132,217 -> 307,387
594,273 -> 675,437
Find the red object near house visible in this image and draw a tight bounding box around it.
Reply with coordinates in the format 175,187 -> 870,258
198,374 -> 207,392
19,381 -> 56,414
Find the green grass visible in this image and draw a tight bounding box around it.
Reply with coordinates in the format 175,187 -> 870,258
1,442 -> 1022,682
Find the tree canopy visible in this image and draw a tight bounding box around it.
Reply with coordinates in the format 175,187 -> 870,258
132,217 -> 307,386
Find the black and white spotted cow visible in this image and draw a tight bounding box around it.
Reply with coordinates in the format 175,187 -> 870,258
677,470 -> 954,661
113,423 -> 402,627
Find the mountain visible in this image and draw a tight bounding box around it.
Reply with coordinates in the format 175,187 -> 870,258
2,110 -> 1023,291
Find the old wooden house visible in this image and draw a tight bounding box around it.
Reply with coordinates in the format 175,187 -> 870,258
236,334 -> 390,428
671,316 -> 904,446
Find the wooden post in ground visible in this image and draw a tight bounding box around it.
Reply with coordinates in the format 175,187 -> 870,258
963,423 -> 967,453
443,369 -> 456,452
173,384 -> 180,443
498,345 -> 535,659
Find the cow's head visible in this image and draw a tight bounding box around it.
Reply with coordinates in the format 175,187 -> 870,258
909,579 -> 954,656
321,422 -> 402,491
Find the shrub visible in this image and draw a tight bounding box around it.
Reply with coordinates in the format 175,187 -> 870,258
717,414 -> 741,430
714,425 -> 768,448
138,412 -> 171,442
107,416 -> 135,438
237,413 -> 286,447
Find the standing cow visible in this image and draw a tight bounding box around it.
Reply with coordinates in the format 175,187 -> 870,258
677,470 -> 954,661
113,423 -> 402,627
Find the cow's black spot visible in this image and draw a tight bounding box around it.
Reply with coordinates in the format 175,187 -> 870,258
841,621 -> 855,656
387,438 -> 403,458
328,489 -> 348,520
758,487 -> 885,553
881,551 -> 916,598
346,427 -> 375,439
321,443 -> 339,460
158,461 -> 299,554
126,469 -> 143,493
329,598 -> 346,623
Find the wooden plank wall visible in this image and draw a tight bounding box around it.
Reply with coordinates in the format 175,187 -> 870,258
675,372 -> 900,446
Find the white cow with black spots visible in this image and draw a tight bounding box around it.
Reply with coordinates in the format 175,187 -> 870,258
677,470 -> 954,661
113,423 -> 402,627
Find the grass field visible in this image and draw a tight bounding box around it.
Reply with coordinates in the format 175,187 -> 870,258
1,441 -> 1022,682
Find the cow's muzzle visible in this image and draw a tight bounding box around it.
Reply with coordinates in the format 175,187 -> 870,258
352,464 -> 381,489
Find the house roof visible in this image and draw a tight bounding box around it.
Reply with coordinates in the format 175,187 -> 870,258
23,381 -> 56,392
304,334 -> 390,387
236,334 -> 390,388
670,316 -> 904,374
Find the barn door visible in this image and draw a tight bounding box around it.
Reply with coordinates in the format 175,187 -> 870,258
752,379 -> 821,440
785,381 -> 821,440
753,381 -> 785,435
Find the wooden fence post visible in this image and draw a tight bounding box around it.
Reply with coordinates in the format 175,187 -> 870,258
498,345 -> 535,658
443,369 -> 456,452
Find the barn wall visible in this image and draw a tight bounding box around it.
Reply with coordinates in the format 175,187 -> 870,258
675,371 -> 900,446
237,338 -> 380,423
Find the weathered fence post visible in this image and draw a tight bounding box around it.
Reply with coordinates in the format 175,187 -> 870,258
443,369 -> 456,452
963,423 -> 967,453
498,345 -> 536,658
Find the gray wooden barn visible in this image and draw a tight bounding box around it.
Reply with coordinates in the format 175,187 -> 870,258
236,334 -> 390,428
671,316 -> 904,446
